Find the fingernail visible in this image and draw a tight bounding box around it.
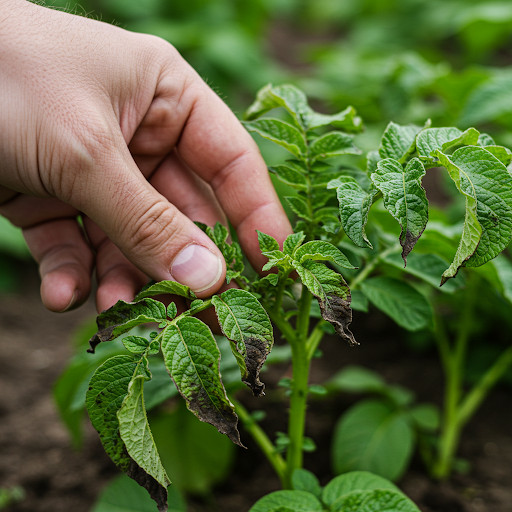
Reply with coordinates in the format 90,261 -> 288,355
171,244 -> 222,293
59,290 -> 79,312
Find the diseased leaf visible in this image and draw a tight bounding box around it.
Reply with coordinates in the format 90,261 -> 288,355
243,118 -> 307,158
294,241 -> 356,269
212,289 -> 274,397
308,132 -> 361,162
372,158 -> 428,263
118,375 -> 171,490
135,281 -> 195,301
332,399 -> 414,482
435,147 -> 512,282
322,471 -> 398,507
269,165 -> 308,190
293,260 -> 357,346
416,127 -> 479,163
86,356 -> 169,512
379,121 -> 425,163
328,177 -> 376,249
160,317 -> 242,446
360,276 -> 433,331
257,230 -> 280,253
248,490 -> 323,512
88,299 -> 167,353
283,232 -> 306,256
285,196 -> 313,221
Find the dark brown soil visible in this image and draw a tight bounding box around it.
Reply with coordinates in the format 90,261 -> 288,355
1,263 -> 512,512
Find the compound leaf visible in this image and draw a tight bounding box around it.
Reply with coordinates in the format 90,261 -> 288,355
434,147 -> 512,282
269,165 -> 308,190
332,399 -> 414,482
379,122 -> 425,163
243,118 -> 307,158
212,289 -> 274,397
135,281 -> 195,302
309,132 -> 361,162
293,260 -> 357,346
294,241 -> 356,269
328,177 -> 376,249
88,299 -> 167,353
372,158 -> 428,263
360,276 -> 433,331
160,317 -> 242,446
86,356 -> 169,512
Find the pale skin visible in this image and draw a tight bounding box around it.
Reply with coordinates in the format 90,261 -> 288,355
0,0 -> 292,314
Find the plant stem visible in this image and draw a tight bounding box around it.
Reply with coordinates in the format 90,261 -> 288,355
274,270 -> 291,313
349,245 -> 400,290
284,285 -> 313,488
306,320 -> 326,361
265,305 -> 297,345
433,275 -> 478,479
232,398 -> 286,486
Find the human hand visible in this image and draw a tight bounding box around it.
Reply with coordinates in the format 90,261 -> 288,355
0,0 -> 292,313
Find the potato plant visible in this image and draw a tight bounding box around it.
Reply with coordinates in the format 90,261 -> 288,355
80,84 -> 512,511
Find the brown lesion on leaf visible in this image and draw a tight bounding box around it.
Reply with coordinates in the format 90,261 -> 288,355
318,293 -> 358,347
401,226 -> 426,266
242,337 -> 268,398
127,459 -> 168,512
87,326 -> 116,353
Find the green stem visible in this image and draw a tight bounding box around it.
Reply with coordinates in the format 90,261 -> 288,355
458,344 -> 512,425
349,245 -> 400,290
284,285 -> 312,488
265,304 -> 297,345
306,320 -> 326,361
232,398 -> 286,486
275,270 -> 292,313
433,275 -> 478,479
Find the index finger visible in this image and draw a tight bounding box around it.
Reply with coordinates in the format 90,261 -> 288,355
162,71 -> 292,272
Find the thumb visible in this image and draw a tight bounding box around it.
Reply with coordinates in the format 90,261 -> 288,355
69,142 -> 226,297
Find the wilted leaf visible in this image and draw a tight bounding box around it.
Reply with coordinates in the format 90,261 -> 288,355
372,158 -> 429,263
160,317 -> 242,446
88,299 -> 167,353
212,289 -> 274,397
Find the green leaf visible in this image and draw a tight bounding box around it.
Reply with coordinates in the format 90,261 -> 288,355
243,118 -> 307,158
269,165 -> 308,190
160,317 -> 242,446
212,289 -> 274,397
91,474 -> 186,512
167,303 -> 177,320
143,360 -> 178,411
483,145 -> 512,167
292,469 -> 322,499
135,281 -> 195,301
328,177 -> 376,249
372,158 -> 429,263
293,260 -> 357,346
257,230 -> 280,253
322,471 -> 399,507
381,252 -> 465,293
367,150 -> 381,175
248,490 -> 323,512
435,147 -> 512,283
409,404 -> 440,432
330,489 -> 420,512
243,83 -> 310,129
86,356 -> 169,511
308,132 -> 361,162
118,376 -> 170,490
88,299 -> 167,353
326,365 -> 387,395
379,121 -> 425,163
360,276 -> 433,331
285,196 -> 313,221
492,254 -> 512,305
304,106 -> 363,133
416,127 -> 479,163
477,133 -> 495,146
122,336 -> 150,354
283,232 -> 306,256
332,399 -> 414,481
350,289 -> 368,312
294,241 -> 356,269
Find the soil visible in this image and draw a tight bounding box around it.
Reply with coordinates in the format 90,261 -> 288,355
1,262 -> 512,512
